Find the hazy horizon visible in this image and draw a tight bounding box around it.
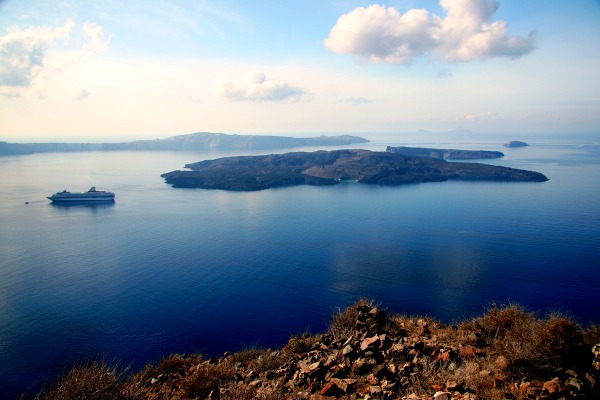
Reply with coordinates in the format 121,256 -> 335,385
5,129 -> 599,145
1,0 -> 599,142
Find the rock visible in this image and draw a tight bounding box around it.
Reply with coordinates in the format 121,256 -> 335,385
361,335 -> 381,351
320,381 -> 342,396
369,385 -> 383,395
436,349 -> 454,363
459,345 -> 484,358
329,378 -> 356,394
566,376 -> 583,391
298,361 -> 311,374
433,391 -> 452,400
446,380 -> 464,393
342,344 -> 354,356
586,373 -> 597,390
592,344 -> 600,370
543,378 -> 565,394
519,381 -> 531,397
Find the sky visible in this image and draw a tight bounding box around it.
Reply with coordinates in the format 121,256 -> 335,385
1,0 -> 599,141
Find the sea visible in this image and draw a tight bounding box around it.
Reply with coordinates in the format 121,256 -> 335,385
0,132 -> 599,398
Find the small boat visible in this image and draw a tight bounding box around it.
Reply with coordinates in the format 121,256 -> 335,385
47,187 -> 115,202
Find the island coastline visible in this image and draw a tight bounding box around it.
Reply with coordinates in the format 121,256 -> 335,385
161,149 -> 548,191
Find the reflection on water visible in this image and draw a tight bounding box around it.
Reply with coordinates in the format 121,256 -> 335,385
49,201 -> 115,210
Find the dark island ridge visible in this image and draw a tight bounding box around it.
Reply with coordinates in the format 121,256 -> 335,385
386,146 -> 504,160
161,149 -> 548,191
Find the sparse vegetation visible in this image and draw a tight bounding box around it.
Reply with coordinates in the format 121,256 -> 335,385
34,301 -> 600,399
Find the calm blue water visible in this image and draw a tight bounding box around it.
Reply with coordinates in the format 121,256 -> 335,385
1,133 -> 599,397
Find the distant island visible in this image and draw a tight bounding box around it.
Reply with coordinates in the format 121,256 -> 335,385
386,146 -> 504,160
0,132 -> 369,156
504,140 -> 529,147
161,149 -> 548,191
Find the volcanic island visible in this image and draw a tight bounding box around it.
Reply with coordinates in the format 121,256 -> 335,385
161,148 -> 548,191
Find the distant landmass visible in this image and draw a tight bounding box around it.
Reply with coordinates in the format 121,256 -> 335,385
0,133 -> 369,156
386,146 -> 504,160
161,149 -> 548,191
504,141 -> 529,147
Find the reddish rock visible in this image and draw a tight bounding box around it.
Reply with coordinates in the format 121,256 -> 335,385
459,345 -> 483,358
320,381 -> 341,396
361,335 -> 381,351
433,391 -> 452,400
435,349 -> 453,363
543,378 -> 565,395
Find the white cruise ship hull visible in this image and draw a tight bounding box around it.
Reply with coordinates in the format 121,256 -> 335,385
47,187 -> 115,202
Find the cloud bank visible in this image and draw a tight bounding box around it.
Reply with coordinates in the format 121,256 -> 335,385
324,0 -> 537,64
215,71 -> 305,102
0,20 -> 74,87
0,20 -> 109,88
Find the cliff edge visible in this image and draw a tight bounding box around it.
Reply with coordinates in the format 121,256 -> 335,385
37,300 -> 600,399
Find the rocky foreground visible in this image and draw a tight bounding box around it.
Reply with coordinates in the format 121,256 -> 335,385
39,300 -> 600,399
161,149 -> 548,191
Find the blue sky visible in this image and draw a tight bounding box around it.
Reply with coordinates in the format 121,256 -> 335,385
1,0 -> 599,141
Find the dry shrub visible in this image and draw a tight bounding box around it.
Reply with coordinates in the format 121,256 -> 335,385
533,313 -> 588,368
407,358 -> 457,394
36,360 -> 125,400
180,362 -> 237,398
462,303 -> 590,376
227,347 -> 285,373
328,298 -> 377,340
284,332 -> 320,356
468,303 -> 535,342
154,353 -> 196,375
583,323 -> 600,345
223,386 -> 291,400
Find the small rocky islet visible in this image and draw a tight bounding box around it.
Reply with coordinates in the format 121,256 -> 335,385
161,148 -> 548,191
503,141 -> 529,148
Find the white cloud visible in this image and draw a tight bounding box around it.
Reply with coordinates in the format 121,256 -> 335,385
215,71 -> 305,102
339,96 -> 372,105
0,20 -> 75,87
463,111 -> 498,121
324,0 -> 537,64
72,88 -> 90,101
0,20 -> 109,91
82,22 -> 109,54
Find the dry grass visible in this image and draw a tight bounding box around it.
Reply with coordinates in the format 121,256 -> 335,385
461,304 -> 590,375
35,360 -> 126,400
402,303 -> 597,399
328,298 -> 380,340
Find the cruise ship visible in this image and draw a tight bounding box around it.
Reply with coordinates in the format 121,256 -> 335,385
47,187 -> 115,202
